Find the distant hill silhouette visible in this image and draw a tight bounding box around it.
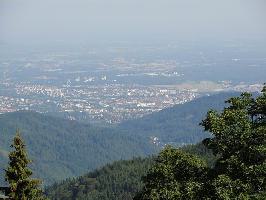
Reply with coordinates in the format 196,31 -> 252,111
118,92 -> 240,144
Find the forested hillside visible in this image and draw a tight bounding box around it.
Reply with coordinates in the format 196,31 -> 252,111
0,111 -> 157,185
0,92 -> 239,185
118,92 -> 240,144
46,90 -> 266,200
45,143 -> 215,200
45,157 -> 153,200
134,89 -> 266,199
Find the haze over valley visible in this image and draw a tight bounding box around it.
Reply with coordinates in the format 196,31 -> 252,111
0,41 -> 265,123
0,0 -> 265,199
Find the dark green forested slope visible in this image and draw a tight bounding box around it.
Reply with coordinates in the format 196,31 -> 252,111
0,112 -> 157,185
45,143 -> 215,200
45,157 -> 153,200
0,92 -> 239,186
117,92 -> 240,144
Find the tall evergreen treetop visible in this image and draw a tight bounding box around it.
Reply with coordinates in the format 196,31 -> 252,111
5,130 -> 45,200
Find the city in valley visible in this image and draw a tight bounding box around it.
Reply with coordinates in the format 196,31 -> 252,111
0,42 -> 265,123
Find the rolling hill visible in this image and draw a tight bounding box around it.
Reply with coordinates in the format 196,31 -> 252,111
0,92 -> 240,185
117,92 -> 240,145
0,111 -> 157,185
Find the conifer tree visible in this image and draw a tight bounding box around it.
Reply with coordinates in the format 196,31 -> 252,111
5,130 -> 45,200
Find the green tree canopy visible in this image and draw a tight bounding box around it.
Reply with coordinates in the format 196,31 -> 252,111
5,130 -> 45,200
134,146 -> 207,200
201,86 -> 266,199
135,86 -> 266,200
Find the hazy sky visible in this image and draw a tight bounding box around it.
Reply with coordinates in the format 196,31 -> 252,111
1,0 -> 266,44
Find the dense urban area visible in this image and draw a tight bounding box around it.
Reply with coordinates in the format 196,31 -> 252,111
0,43 -> 265,123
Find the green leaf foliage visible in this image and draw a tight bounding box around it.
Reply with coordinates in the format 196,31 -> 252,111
136,87 -> 266,199
134,146 -> 207,200
201,87 -> 266,199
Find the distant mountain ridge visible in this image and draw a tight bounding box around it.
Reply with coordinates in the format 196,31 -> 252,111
0,92 -> 240,185
117,92 -> 240,144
